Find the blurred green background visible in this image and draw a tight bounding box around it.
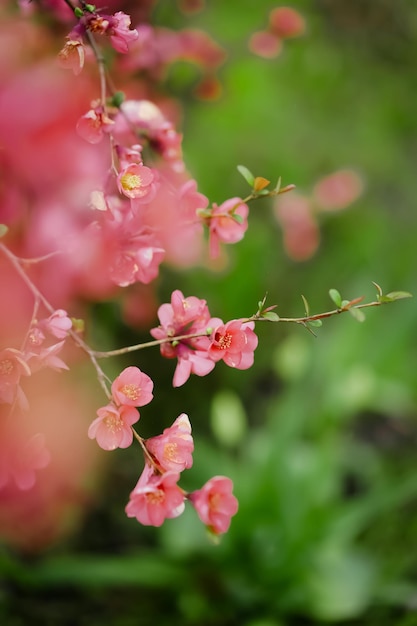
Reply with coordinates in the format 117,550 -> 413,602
3,0 -> 417,624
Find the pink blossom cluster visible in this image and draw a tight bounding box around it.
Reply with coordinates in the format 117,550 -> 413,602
136,412 -> 238,534
88,369 -> 238,534
119,23 -> 226,101
3,1 -> 261,541
88,366 -> 153,451
249,6 -> 306,59
273,169 -> 364,261
0,309 -> 72,411
150,290 -> 258,387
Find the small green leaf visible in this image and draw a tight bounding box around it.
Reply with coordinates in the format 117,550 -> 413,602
329,289 -> 342,308
301,294 -> 310,316
341,300 -> 350,309
262,311 -> 280,322
74,7 -> 84,17
274,176 -> 282,193
85,3 -> 96,12
71,318 -> 85,333
237,165 -> 255,187
110,91 -> 125,108
232,213 -> 244,224
372,281 -> 383,298
384,291 -> 412,301
0,224 -> 9,238
196,208 -> 211,219
308,319 -> 323,328
349,308 -> 366,322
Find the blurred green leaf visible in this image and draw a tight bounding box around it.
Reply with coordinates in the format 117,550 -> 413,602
329,289 -> 343,308
349,307 -> 366,322
237,164 -> 255,187
211,389 -> 247,447
379,291 -> 413,302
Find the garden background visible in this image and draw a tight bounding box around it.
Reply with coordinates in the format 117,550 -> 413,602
1,1 -> 417,624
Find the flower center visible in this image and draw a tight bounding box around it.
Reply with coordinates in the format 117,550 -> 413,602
215,332 -> 232,350
121,173 -> 141,192
120,383 -> 140,401
103,413 -> 122,433
0,359 -> 14,376
164,442 -> 179,462
146,489 -> 165,505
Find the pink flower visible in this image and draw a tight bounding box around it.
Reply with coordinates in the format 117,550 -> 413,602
146,413 -> 194,472
207,197 -> 249,258
189,476 -> 238,535
76,107 -> 114,144
150,290 -> 215,387
208,319 -> 258,369
117,164 -> 157,202
58,39 -> 85,75
88,403 -> 139,450
125,468 -> 185,526
0,348 -> 31,406
269,7 -> 306,39
40,309 -> 72,339
111,366 -> 154,407
274,193 -> 319,261
249,31 -> 282,59
0,432 -> 50,491
312,169 -> 363,213
27,341 -> 69,373
98,213 -> 166,286
108,11 -> 139,54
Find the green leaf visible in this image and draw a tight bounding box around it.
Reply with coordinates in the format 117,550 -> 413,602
274,176 -> 282,193
211,390 -> 247,447
308,319 -> 322,328
349,308 -> 366,322
301,294 -> 310,316
0,224 -> 8,238
237,165 -> 255,187
372,281 -> 383,298
329,289 -> 342,308
262,311 -> 280,322
110,91 -> 125,108
74,6 -> 84,17
384,291 -> 413,301
232,213 -> 244,224
341,300 -> 350,309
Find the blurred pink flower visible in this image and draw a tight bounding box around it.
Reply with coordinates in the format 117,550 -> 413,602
190,476 -> 238,535
208,197 -> 249,259
249,31 -> 283,59
269,7 -> 306,39
313,169 -> 364,212
39,309 -> 72,340
76,107 -> 114,144
0,431 -> 50,491
0,348 -> 31,406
